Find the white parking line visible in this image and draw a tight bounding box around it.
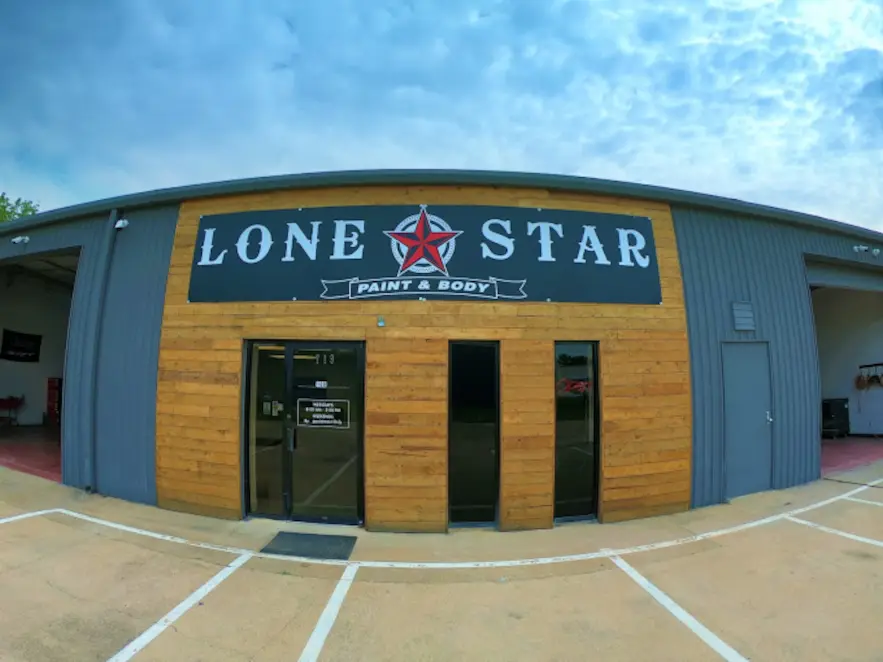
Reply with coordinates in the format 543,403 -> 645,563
4,475 -> 879,572
0,509 -> 57,525
611,556 -> 748,661
785,517 -> 883,549
59,509 -> 192,544
845,496 -> 883,508
298,564 -> 359,662
5,479 -> 883,659
106,552 -> 253,662
38,475 -> 882,570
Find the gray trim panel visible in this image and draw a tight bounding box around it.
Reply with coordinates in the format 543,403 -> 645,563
805,259 -> 883,293
84,210 -> 119,490
93,204 -> 178,504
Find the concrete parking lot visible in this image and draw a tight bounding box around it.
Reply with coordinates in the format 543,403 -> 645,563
0,462 -> 882,661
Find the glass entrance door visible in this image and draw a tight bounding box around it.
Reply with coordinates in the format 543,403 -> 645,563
246,340 -> 365,524
288,342 -> 364,523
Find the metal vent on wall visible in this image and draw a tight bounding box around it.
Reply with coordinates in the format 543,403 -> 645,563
732,301 -> 756,332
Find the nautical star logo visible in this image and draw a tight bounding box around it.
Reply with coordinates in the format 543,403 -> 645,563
319,205 -> 528,300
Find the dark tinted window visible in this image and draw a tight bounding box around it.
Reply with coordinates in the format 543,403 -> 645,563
554,341 -> 599,519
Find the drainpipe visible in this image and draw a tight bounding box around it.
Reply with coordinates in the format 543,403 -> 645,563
83,208 -> 121,492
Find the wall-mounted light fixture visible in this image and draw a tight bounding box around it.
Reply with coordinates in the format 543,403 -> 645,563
9,235 -> 29,244
873,249 -> 881,257
114,218 -> 129,230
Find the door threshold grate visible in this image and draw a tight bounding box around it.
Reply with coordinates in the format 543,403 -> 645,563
260,531 -> 357,560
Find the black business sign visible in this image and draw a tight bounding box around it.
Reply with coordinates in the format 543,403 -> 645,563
0,328 -> 42,363
188,205 -> 662,304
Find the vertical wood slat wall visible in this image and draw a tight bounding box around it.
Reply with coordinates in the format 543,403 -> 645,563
155,185 -> 692,531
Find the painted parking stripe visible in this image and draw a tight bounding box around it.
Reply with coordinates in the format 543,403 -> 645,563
106,553 -> 253,662
611,556 -> 749,662
48,476 -> 883,570
845,496 -> 883,508
59,509 -> 193,544
785,517 -> 883,548
0,509 -> 59,525
298,564 -> 359,662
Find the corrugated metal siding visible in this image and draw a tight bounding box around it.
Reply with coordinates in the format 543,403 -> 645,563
0,206 -> 177,504
0,216 -> 105,489
94,204 -> 178,505
673,207 -> 883,507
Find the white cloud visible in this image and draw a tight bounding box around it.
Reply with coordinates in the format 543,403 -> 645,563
0,0 -> 881,228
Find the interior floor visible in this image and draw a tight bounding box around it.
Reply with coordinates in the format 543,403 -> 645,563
821,436 -> 883,476
0,425 -> 61,482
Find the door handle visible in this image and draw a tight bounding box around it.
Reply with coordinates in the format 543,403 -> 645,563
766,411 -> 774,424
286,425 -> 295,452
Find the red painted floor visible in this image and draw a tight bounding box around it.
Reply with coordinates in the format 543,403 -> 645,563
0,427 -> 880,488
0,426 -> 61,482
821,436 -> 883,476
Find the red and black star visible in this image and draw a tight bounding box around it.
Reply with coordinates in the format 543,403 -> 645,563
385,208 -> 462,276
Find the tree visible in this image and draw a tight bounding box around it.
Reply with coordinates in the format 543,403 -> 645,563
0,193 -> 40,222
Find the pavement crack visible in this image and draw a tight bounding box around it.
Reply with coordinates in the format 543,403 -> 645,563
45,578 -> 100,604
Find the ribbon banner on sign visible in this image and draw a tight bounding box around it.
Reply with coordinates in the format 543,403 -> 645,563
319,276 -> 528,301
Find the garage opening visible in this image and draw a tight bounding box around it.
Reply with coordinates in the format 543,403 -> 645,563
0,249 -> 79,482
811,283 -> 883,475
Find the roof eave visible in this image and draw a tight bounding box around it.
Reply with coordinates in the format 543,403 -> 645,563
1,168 -> 879,243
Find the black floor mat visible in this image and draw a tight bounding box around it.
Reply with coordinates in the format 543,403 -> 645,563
260,531 -> 357,560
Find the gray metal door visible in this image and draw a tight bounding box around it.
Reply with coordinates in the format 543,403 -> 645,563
722,342 -> 773,500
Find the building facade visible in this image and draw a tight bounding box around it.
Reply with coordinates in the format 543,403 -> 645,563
1,170 -> 881,533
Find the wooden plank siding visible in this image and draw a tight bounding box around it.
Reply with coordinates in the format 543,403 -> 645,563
155,184 -> 692,531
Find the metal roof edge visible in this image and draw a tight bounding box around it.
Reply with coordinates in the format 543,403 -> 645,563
2,168 -> 880,243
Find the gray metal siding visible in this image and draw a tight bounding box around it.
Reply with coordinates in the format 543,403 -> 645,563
0,216 -> 105,489
94,205 -> 178,505
673,207 -> 883,507
0,205 -> 177,504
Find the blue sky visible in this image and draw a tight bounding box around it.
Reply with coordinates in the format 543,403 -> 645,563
1,0 -> 881,228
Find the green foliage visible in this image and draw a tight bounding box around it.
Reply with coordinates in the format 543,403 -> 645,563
0,192 -> 40,222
